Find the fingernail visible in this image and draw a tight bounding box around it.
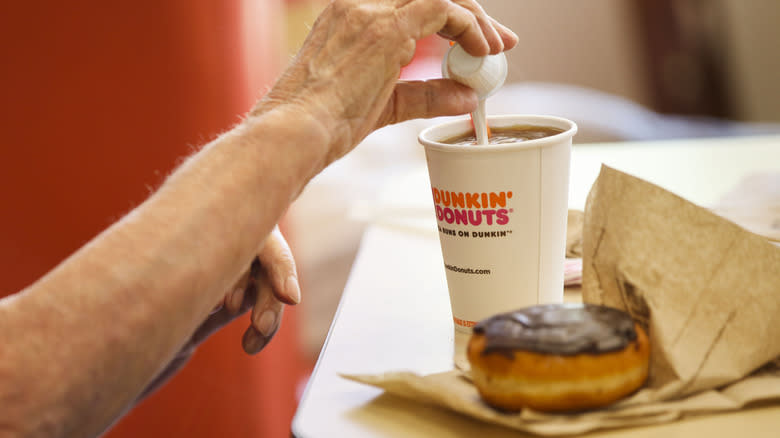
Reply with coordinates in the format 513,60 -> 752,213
242,329 -> 267,355
286,276 -> 301,304
257,310 -> 277,337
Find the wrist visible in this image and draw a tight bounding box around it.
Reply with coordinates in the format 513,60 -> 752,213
236,104 -> 335,202
247,103 -> 335,171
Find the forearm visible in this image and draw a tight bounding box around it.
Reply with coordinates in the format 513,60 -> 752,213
0,106 -> 329,438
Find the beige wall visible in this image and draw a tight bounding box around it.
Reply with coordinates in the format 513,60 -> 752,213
480,0 -> 653,108
717,0 -> 780,122
285,0 -> 328,55
481,0 -> 780,122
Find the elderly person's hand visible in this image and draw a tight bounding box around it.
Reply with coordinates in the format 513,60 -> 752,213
224,0 -> 516,361
146,0 -> 517,390
251,0 -> 518,166
0,3 -> 522,436
137,226 -> 297,400
206,225 -> 298,355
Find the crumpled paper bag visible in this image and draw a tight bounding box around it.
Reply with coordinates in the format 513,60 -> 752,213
343,165 -> 780,435
581,166 -> 780,399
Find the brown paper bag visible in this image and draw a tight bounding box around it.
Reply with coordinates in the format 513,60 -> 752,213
344,361 -> 780,436
344,165 -> 780,435
582,165 -> 780,400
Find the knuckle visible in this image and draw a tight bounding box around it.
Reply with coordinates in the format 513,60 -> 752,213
281,251 -> 297,269
330,0 -> 350,15
424,84 -> 437,115
363,21 -> 386,43
400,39 -> 416,66
345,2 -> 377,28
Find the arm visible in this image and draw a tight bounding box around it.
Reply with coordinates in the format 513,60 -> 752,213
0,107 -> 328,438
0,1 -> 517,436
136,225 -> 301,403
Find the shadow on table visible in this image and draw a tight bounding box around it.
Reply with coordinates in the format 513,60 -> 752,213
343,392 -> 527,438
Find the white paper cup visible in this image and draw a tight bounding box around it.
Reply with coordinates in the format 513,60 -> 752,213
419,115 -> 577,334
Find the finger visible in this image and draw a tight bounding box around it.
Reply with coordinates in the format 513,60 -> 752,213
241,309 -> 282,355
243,270 -> 285,354
399,0 -> 490,57
257,226 -> 300,305
377,79 -> 478,128
251,272 -> 284,338
224,266 -> 253,315
242,326 -> 267,355
189,282 -> 258,351
241,304 -> 284,355
209,298 -> 224,316
450,0 -> 504,54
490,17 -> 519,51
239,260 -> 261,315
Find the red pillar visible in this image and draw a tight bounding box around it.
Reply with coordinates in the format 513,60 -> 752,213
0,1 -> 306,437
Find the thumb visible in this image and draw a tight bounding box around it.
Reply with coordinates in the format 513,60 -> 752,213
377,79 -> 478,129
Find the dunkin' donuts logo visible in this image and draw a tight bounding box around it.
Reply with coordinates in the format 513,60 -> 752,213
432,187 -> 513,227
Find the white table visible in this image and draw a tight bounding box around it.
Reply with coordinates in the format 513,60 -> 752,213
292,135 -> 780,437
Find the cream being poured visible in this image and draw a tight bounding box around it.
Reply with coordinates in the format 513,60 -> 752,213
472,99 -> 489,145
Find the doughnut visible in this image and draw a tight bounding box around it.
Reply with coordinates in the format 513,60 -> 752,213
467,303 -> 650,413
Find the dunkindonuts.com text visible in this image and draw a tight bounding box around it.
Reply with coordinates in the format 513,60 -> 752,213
444,264 -> 491,275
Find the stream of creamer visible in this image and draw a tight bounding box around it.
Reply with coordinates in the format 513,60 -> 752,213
472,99 -> 488,145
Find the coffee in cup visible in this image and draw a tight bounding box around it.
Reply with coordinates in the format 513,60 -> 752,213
443,125 -> 565,146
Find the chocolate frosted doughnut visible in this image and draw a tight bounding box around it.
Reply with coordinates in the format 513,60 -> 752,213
475,304 -> 638,356
467,303 -> 650,412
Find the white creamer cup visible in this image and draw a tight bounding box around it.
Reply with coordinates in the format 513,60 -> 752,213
419,115 -> 577,335
442,43 -> 507,99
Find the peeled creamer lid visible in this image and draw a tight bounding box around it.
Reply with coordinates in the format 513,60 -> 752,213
442,43 -> 507,99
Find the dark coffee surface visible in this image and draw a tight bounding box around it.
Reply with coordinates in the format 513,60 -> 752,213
473,304 -> 637,357
443,124 -> 564,146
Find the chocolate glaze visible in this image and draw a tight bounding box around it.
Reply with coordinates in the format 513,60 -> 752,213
473,304 -> 637,357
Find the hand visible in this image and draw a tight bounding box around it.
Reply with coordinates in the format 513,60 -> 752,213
136,226 -> 298,400
250,0 -> 518,165
232,226 -> 300,354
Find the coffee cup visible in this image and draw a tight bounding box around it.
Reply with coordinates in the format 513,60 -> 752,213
418,115 -> 577,337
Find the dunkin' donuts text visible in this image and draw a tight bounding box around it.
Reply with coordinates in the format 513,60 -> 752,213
432,187 -> 513,226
